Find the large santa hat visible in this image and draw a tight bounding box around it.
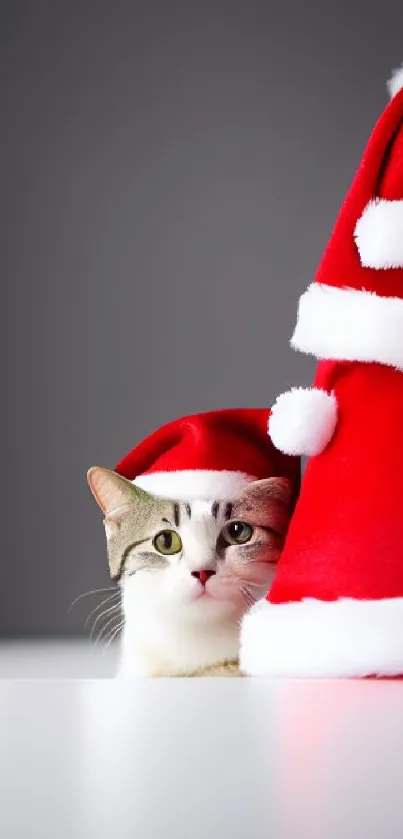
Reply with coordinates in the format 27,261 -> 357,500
269,63 -> 403,459
296,63 -> 403,355
115,408 -> 300,502
240,65 -> 403,678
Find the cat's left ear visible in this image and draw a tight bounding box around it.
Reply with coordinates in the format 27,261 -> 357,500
232,477 -> 294,537
239,477 -> 293,509
87,466 -> 141,517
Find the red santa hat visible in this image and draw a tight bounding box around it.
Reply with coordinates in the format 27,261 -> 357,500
240,65 -> 403,678
269,63 -> 403,458
115,408 -> 300,502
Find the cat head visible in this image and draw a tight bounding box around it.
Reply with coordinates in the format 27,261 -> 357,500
87,467 -> 294,629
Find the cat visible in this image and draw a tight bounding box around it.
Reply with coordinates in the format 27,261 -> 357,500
87,467 -> 294,677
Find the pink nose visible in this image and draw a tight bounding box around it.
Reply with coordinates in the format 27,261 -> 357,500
192,569 -> 216,586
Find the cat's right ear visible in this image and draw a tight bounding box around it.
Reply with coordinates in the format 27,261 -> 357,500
87,467 -> 138,517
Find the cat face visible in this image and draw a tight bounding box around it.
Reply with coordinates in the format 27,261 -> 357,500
88,467 -> 293,628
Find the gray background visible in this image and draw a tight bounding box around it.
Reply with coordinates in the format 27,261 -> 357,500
1,0 -> 402,636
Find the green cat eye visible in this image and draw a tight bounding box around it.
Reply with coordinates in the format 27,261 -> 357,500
222,521 -> 253,545
153,530 -> 183,555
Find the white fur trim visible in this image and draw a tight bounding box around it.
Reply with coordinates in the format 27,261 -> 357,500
387,63 -> 403,98
133,470 -> 255,500
291,283 -> 403,370
269,388 -> 337,456
354,199 -> 403,269
240,596 -> 403,677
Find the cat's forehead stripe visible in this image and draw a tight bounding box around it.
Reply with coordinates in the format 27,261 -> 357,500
225,502 -> 233,520
184,502 -> 192,519
173,503 -> 180,528
212,501 -> 219,519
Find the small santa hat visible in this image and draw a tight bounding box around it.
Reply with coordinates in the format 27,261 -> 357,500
115,408 -> 300,502
269,64 -> 403,458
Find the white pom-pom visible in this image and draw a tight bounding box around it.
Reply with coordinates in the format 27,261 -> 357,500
387,64 -> 403,99
269,387 -> 338,457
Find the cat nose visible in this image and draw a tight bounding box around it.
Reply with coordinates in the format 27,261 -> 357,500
191,569 -> 216,586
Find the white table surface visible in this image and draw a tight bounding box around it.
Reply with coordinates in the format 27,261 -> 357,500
0,639 -> 118,679
0,642 -> 402,839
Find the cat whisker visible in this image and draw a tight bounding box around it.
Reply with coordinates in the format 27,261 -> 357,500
103,620 -> 125,652
245,580 -> 280,588
94,613 -> 122,647
239,584 -> 256,610
239,576 -> 265,596
89,601 -> 122,641
236,593 -> 256,630
239,577 -> 275,587
85,592 -> 121,629
68,586 -> 117,613
241,595 -> 254,613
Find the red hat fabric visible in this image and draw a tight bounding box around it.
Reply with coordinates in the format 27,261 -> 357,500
240,66 -> 403,678
115,408 -> 300,502
290,65 -> 403,372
